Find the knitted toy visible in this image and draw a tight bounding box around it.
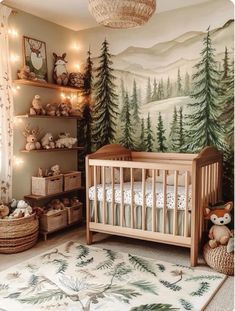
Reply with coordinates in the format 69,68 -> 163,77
204,202 -> 233,249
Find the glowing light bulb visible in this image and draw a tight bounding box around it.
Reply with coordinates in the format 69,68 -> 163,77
8,28 -> 18,37
14,156 -> 24,167
60,92 -> 66,99
74,63 -> 80,71
72,42 -> 81,51
10,53 -> 19,63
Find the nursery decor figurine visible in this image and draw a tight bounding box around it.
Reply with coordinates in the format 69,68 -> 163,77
0,203 -> 10,219
10,200 -> 33,218
59,102 -> 72,117
23,125 -> 41,151
68,72 -> 84,88
55,132 -> 77,149
17,65 -> 36,81
41,133 -> 55,149
45,103 -> 58,116
49,164 -> 61,176
30,95 -> 46,115
53,53 -> 69,86
204,202 -> 233,249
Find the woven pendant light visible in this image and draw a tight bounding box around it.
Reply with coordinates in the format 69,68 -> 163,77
88,0 -> 156,29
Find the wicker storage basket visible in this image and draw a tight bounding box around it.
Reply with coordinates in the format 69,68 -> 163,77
67,203 -> 83,225
64,171 -> 81,191
203,242 -> 234,276
32,174 -> 63,196
40,209 -> 68,233
0,214 -> 39,254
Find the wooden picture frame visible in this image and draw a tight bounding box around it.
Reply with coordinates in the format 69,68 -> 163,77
23,36 -> 48,82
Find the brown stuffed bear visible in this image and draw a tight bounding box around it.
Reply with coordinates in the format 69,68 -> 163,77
205,202 -> 233,249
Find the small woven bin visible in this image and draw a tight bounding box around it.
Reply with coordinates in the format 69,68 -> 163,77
0,214 -> 39,254
203,242 -> 234,276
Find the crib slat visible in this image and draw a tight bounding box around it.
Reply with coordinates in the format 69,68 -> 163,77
208,165 -> 211,204
205,165 -> 208,206
215,162 -> 218,202
102,166 -> 106,224
152,169 -> 156,232
184,171 -> 189,237
130,168 -> 134,229
200,167 -> 205,236
163,170 -> 167,233
94,166 -> 98,223
111,167 -> 115,226
173,171 -> 178,236
142,168 -> 146,230
120,167 -> 124,227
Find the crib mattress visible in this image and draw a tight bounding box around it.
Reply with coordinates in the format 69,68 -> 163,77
89,181 -> 192,210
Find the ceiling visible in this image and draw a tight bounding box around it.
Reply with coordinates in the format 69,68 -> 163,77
3,0 -> 210,31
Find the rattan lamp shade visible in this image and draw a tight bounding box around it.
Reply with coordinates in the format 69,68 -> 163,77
88,0 -> 156,29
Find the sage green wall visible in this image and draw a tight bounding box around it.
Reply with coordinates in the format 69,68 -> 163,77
9,10 -> 80,199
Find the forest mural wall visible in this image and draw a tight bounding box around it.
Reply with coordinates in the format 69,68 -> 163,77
77,0 -> 234,200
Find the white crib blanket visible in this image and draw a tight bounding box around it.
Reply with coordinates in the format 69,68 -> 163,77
89,181 -> 192,210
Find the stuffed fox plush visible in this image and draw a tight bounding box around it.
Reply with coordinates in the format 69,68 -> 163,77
204,202 -> 233,249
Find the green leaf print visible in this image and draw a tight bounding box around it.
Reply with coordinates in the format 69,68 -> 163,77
17,289 -> 67,304
128,254 -> 157,277
130,303 -> 179,311
46,259 -> 68,274
156,264 -> 165,272
97,249 -> 118,270
190,282 -> 210,296
130,280 -> 158,295
76,257 -> 94,267
0,284 -> 9,291
28,274 -> 39,286
179,298 -> 193,310
76,245 -> 90,260
185,275 -> 223,282
159,280 -> 182,291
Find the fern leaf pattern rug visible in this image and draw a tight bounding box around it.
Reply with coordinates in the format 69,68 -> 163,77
0,242 -> 226,311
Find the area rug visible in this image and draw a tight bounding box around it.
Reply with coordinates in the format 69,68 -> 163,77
0,242 -> 226,311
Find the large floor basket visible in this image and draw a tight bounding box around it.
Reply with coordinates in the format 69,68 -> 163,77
0,214 -> 39,254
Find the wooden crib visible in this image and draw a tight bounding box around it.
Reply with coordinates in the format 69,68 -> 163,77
85,144 -> 223,266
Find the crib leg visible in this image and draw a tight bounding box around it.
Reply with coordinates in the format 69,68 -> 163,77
87,229 -> 93,245
190,244 -> 198,267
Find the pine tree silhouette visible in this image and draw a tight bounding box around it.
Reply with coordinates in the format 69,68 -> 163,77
145,113 -> 154,151
146,77 -> 152,103
174,107 -> 185,152
166,76 -> 172,98
184,72 -> 190,95
156,112 -> 167,152
139,118 -> 146,151
152,77 -> 158,101
169,106 -> 178,151
92,39 -> 119,148
120,78 -> 126,120
131,79 -> 140,123
186,27 -> 224,151
177,68 -> 182,96
120,92 -> 135,149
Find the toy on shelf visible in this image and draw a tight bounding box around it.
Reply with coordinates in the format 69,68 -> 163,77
45,103 -> 59,116
68,72 -> 84,88
41,133 -> 56,149
46,164 -> 61,176
53,53 -> 69,86
204,202 -> 233,249
30,95 -> 46,115
0,203 -> 10,219
55,132 -> 77,149
23,125 -> 41,151
17,65 -> 36,81
59,102 -> 72,117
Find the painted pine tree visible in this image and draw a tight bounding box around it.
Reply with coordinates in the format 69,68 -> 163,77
120,93 -> 135,149
92,39 -> 119,148
139,118 -> 146,151
174,107 -> 185,152
156,112 -> 167,152
157,79 -> 164,100
81,48 -> 93,154
184,72 -> 190,95
152,77 -> 158,101
145,113 -> 154,152
186,27 -> 224,151
131,79 -> 140,123
146,77 -> 152,103
120,78 -> 126,120
177,68 -> 182,96
166,76 -> 172,98
169,106 -> 178,151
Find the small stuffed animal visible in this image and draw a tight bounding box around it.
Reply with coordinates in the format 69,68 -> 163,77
17,65 -> 36,81
205,202 -> 233,249
46,199 -> 65,212
58,102 -> 72,117
50,164 -> 61,176
53,53 -> 69,86
0,203 -> 10,219
30,95 -> 46,115
23,125 -> 41,151
41,133 -> 55,149
11,200 -> 32,218
55,132 -> 77,149
70,197 -> 80,206
45,103 -> 59,116
61,198 -> 70,207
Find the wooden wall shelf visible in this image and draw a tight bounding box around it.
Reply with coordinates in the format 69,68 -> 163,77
24,187 -> 85,201
13,79 -> 81,93
21,147 -> 84,153
16,114 -> 82,120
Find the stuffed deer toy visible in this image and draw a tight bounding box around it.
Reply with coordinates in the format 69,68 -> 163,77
53,53 -> 69,86
204,202 -> 233,249
23,125 -> 41,151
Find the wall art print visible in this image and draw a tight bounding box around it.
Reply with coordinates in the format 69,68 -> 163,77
23,36 -> 48,82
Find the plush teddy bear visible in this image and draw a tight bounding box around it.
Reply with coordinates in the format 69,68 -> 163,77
45,103 -> 59,116
55,133 -> 77,149
204,202 -> 233,249
61,198 -> 70,207
10,200 -> 32,218
41,133 -> 55,149
30,95 -> 46,115
59,102 -> 72,117
0,203 -> 10,219
17,65 -> 36,81
46,199 -> 65,212
23,125 -> 41,151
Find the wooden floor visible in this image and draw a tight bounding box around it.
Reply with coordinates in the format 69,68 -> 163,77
0,226 -> 233,311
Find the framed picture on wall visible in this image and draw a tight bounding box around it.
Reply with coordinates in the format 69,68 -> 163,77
23,36 -> 48,82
